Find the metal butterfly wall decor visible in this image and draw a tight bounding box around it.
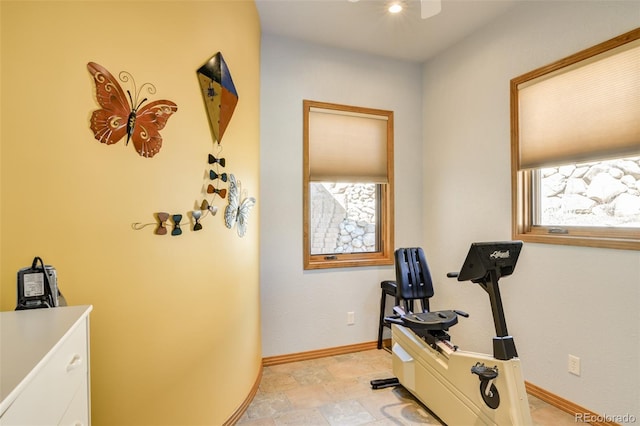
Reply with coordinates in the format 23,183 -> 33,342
225,174 -> 256,237
87,62 -> 178,158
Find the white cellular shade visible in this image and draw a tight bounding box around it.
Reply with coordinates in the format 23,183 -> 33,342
517,39 -> 640,169
308,107 -> 389,182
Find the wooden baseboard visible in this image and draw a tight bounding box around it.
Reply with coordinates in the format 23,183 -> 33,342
262,341 -> 379,366
228,341 -> 621,426
525,381 -> 620,426
223,365 -> 263,426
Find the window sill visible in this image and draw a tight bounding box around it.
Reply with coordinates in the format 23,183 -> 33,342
514,228 -> 640,251
304,253 -> 394,270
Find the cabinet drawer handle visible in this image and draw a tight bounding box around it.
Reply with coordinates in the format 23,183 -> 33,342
66,354 -> 83,372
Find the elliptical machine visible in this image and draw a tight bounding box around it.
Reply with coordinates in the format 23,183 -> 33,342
371,241 -> 532,425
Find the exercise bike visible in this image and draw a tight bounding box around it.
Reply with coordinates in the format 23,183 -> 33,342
371,242 -> 532,425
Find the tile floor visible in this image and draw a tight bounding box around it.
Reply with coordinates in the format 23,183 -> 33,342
238,349 -> 579,425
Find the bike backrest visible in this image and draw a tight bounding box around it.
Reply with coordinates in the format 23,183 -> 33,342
395,247 -> 435,302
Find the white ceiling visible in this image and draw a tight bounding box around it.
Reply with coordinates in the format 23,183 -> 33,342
255,0 -> 520,63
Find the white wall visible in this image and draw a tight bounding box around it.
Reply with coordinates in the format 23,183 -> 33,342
259,35 -> 423,357
421,0 -> 639,418
260,0 -> 639,418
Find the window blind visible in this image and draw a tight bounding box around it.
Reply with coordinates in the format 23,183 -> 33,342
308,107 -> 389,182
516,38 -> 640,169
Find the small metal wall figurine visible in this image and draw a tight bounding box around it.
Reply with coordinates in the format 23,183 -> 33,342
87,62 -> 178,158
224,174 -> 256,238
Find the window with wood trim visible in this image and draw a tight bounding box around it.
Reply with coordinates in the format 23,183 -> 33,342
303,100 -> 394,269
511,28 -> 640,250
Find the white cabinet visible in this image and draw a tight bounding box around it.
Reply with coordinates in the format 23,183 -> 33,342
0,305 -> 92,426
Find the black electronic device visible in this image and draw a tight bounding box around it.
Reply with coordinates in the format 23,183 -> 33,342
16,257 -> 65,310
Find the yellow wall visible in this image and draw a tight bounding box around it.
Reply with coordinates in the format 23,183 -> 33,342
0,1 -> 261,424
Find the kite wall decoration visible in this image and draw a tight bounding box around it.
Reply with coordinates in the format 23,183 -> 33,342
197,52 -> 238,144
131,52 -> 255,237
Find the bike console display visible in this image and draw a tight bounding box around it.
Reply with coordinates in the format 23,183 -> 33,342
457,241 -> 522,283
454,241 -> 523,360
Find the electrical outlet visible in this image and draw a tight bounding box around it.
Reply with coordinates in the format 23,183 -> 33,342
568,354 -> 581,376
347,311 -> 355,325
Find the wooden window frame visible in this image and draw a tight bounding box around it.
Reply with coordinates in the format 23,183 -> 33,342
303,100 -> 395,269
511,28 -> 640,251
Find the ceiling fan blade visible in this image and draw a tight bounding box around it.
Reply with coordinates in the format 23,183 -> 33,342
420,0 -> 442,19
